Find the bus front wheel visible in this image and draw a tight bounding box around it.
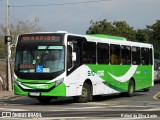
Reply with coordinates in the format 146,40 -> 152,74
74,83 -> 91,103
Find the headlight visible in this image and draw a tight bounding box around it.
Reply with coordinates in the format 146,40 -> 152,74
55,78 -> 64,86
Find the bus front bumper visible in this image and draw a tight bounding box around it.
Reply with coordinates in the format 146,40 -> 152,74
14,82 -> 66,97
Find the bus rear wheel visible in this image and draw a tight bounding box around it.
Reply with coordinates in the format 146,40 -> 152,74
74,83 -> 91,103
127,80 -> 135,97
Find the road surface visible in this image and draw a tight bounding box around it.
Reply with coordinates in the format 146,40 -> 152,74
0,82 -> 160,119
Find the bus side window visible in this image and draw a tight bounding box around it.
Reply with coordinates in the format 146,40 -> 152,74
82,42 -> 96,64
132,47 -> 141,65
97,43 -> 109,64
141,48 -> 149,65
121,45 -> 131,65
110,44 -> 121,64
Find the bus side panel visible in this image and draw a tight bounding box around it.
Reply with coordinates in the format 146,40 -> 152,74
66,65 -> 87,96
41,83 -> 66,96
88,64 -> 153,92
88,64 -> 130,93
133,65 -> 152,91
141,66 -> 153,89
66,65 -> 119,96
66,64 -> 153,97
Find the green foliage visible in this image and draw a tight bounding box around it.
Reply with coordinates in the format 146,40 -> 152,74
136,29 -> 150,43
86,19 -> 114,35
147,20 -> 160,58
112,21 -> 136,41
86,19 -> 136,41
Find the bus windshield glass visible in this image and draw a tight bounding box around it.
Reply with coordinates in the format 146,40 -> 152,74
15,45 -> 64,73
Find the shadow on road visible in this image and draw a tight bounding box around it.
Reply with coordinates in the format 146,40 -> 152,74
154,80 -> 160,84
2,91 -> 149,106
92,92 -> 148,102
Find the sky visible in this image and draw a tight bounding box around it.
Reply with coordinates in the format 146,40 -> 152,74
0,0 -> 160,34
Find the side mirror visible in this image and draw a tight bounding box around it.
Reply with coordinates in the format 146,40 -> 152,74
72,52 -> 76,61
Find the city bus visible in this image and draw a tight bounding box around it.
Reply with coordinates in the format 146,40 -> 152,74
14,31 -> 154,103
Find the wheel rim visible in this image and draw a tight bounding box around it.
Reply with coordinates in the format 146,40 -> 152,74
82,87 -> 87,98
130,84 -> 134,94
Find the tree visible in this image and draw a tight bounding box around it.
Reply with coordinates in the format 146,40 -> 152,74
86,19 -> 136,41
136,29 -> 150,43
112,21 -> 136,41
0,17 -> 43,42
86,19 -> 115,35
0,36 -> 6,59
0,17 -> 44,59
147,20 -> 160,59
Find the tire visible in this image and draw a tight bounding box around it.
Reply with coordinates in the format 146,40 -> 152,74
127,80 -> 135,97
37,97 -> 52,104
74,83 -> 91,103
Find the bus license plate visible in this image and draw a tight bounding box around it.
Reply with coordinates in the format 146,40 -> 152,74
30,92 -> 40,96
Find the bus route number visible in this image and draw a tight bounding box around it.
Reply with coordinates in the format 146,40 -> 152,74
88,70 -> 95,76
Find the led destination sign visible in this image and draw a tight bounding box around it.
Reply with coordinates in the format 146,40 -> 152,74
19,34 -> 62,43
22,36 -> 56,41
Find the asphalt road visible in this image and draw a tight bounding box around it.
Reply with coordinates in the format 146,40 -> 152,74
0,81 -> 160,120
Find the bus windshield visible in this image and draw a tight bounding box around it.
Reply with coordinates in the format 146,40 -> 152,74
15,45 -> 64,73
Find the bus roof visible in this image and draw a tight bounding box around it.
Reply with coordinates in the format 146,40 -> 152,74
16,31 -> 153,48
88,34 -> 127,41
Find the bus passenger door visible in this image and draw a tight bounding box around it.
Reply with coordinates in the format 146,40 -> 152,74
67,42 -> 76,71
66,42 -> 78,96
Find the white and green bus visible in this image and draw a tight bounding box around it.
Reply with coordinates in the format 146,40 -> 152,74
14,31 -> 154,103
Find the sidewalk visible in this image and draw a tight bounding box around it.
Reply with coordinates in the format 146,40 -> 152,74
0,90 -> 17,100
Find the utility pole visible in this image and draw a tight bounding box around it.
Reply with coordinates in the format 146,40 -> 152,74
6,0 -> 12,91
